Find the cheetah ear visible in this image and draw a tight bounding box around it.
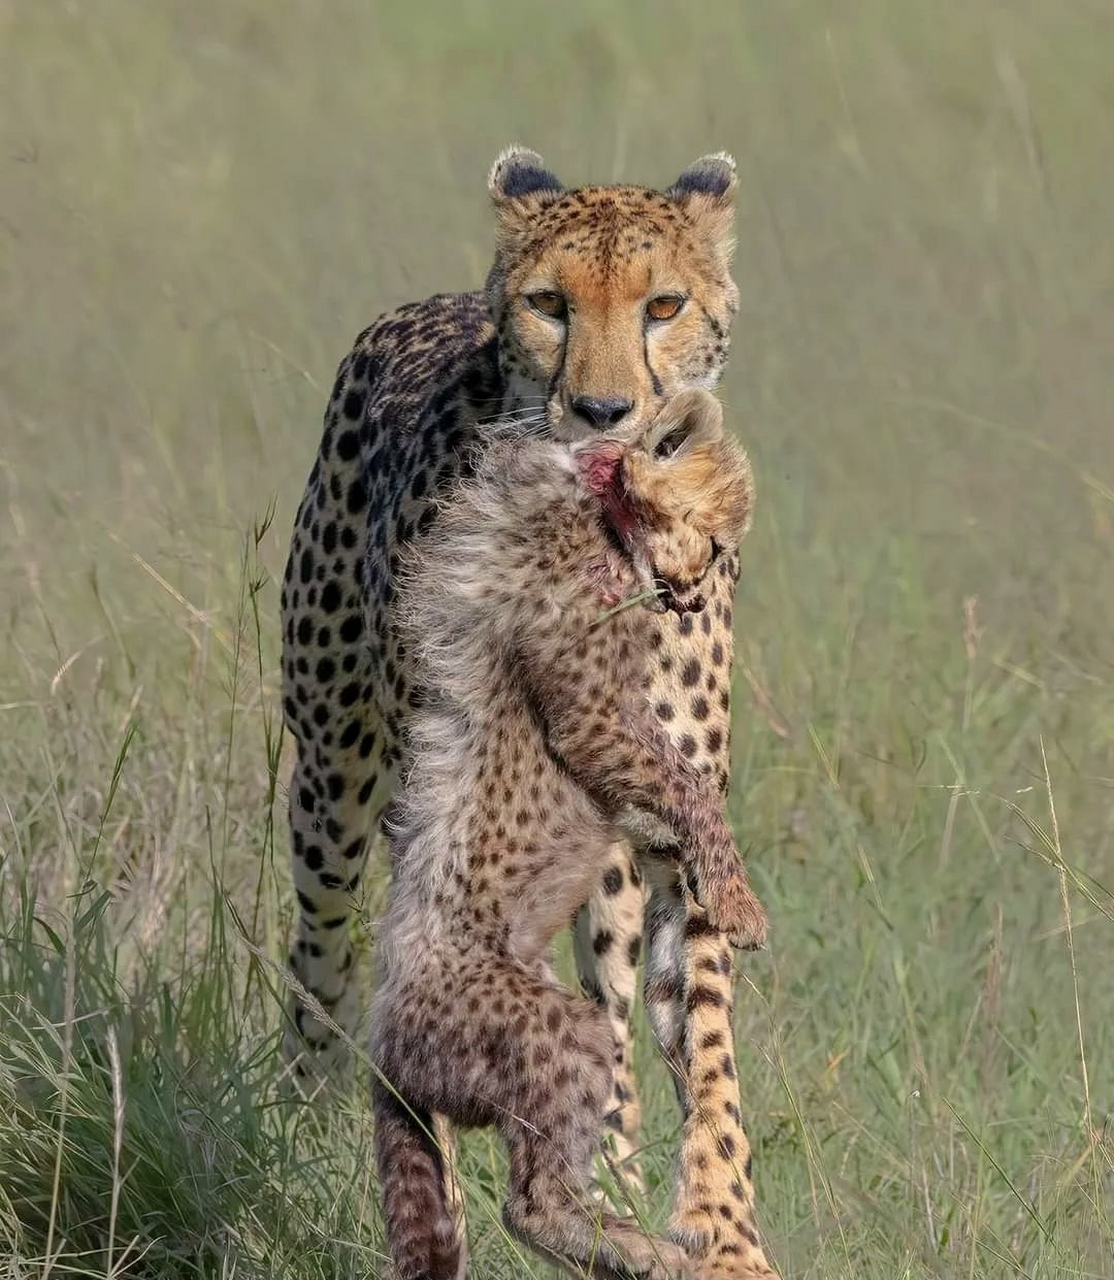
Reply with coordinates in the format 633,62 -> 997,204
666,153 -> 737,269
488,146 -> 564,204
666,152 -> 738,206
648,389 -> 724,455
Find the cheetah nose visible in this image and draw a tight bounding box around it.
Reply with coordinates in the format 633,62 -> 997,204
571,396 -> 634,429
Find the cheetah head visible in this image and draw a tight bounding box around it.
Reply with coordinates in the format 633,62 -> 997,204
486,147 -> 740,443
577,389 -> 753,611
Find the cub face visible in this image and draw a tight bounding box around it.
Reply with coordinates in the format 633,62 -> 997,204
577,389 -> 753,609
486,148 -> 741,443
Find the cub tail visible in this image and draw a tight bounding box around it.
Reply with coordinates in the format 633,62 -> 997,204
373,1080 -> 465,1280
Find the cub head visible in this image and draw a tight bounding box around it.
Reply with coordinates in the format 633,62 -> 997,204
577,389 -> 753,610
486,147 -> 740,442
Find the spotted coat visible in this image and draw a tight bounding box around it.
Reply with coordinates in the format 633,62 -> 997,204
280,149 -> 777,1279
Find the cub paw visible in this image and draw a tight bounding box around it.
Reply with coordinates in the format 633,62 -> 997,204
702,874 -> 768,951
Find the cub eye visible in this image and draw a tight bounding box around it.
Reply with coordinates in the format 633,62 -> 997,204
646,294 -> 685,322
527,290 -> 567,320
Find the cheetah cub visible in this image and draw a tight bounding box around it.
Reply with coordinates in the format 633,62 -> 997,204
372,389 -> 765,1280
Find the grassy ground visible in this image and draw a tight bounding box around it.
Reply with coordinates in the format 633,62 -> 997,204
2,2 -> 1112,1277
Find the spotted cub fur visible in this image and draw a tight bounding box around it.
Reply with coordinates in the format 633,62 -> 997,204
373,391 -> 763,1280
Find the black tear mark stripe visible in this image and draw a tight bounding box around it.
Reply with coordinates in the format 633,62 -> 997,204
547,329 -> 568,405
643,326 -> 664,397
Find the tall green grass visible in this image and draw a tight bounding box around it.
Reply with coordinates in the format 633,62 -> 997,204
2,2 -> 1112,1276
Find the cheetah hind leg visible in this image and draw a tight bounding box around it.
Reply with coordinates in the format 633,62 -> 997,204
282,722 -> 394,1094
432,1111 -> 468,1280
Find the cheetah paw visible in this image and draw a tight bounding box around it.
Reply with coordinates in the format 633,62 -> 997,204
668,1225 -> 778,1280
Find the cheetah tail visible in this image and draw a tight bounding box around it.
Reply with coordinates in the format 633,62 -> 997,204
372,1080 -> 465,1280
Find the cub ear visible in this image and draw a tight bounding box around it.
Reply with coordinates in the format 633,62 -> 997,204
488,146 -> 564,204
666,152 -> 738,205
648,389 -> 724,456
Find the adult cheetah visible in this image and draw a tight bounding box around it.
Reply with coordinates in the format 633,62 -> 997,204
281,148 -> 776,1278
373,388 -> 765,1280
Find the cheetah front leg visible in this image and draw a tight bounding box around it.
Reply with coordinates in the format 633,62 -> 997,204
572,842 -> 648,1201
642,865 -> 777,1280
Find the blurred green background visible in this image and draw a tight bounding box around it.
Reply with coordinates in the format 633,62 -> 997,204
1,3 -> 1111,1278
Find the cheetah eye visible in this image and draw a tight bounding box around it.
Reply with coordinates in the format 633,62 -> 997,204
646,294 -> 685,322
527,290 -> 567,321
